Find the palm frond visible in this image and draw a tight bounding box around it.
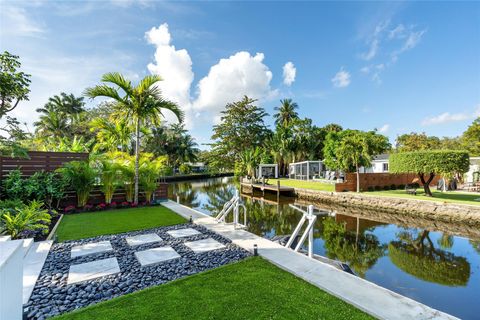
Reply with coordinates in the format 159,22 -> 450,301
84,85 -> 123,102
101,72 -> 133,96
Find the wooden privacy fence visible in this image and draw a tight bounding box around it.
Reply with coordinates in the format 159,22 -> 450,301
0,151 -> 88,178
335,173 -> 442,192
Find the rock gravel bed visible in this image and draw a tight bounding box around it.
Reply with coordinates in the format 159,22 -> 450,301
24,223 -> 251,319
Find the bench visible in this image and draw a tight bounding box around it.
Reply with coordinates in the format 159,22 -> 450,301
405,184 -> 417,195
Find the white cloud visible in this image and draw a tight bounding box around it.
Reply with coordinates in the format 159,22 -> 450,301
145,24 -> 276,128
0,5 -> 45,37
282,61 -> 296,86
331,68 -> 351,88
378,124 -> 390,133
388,24 -> 406,39
146,23 -> 194,125
193,52 -> 274,112
360,20 -> 389,61
422,105 -> 480,126
392,27 -> 427,62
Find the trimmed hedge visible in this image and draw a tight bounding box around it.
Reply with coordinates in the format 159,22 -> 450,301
390,150 -> 470,176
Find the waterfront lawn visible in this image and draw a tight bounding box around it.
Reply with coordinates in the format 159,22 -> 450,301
53,257 -> 372,320
55,206 -> 187,242
269,178 -> 335,192
367,189 -> 480,206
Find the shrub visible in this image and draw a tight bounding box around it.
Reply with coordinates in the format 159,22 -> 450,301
1,200 -> 51,239
64,205 -> 76,214
0,199 -> 24,213
3,169 -> 28,200
95,203 -> 106,211
83,204 -> 94,212
398,184 -> 405,190
383,185 -> 390,191
96,158 -> 120,204
57,161 -> 96,207
367,186 -> 374,192
179,163 -> 192,175
390,184 -> 397,190
374,186 -> 382,191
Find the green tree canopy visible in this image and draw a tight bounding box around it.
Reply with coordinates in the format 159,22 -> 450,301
461,117 -> 480,156
396,132 -> 441,151
0,51 -> 31,118
273,98 -> 299,128
210,96 -> 270,169
389,150 -> 470,196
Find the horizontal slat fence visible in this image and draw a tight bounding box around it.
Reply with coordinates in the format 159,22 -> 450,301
0,151 -> 169,206
0,151 -> 88,178
335,173 -> 442,192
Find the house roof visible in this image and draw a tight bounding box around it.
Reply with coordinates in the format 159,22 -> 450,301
372,154 -> 389,161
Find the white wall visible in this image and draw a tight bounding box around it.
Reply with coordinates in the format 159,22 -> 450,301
0,240 -> 23,320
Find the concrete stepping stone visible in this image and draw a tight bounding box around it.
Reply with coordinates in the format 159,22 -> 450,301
71,241 -> 113,258
135,246 -> 181,267
184,238 -> 226,253
67,257 -> 120,284
125,233 -> 162,247
166,228 -> 201,238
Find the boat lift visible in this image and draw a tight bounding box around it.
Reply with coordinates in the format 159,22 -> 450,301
285,204 -> 317,258
215,190 -> 247,229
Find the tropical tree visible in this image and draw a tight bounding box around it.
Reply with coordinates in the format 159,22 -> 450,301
139,154 -> 167,202
85,72 -> 184,204
94,156 -> 121,204
34,110 -> 69,139
389,150 -> 470,196
274,98 -> 299,128
90,118 -> 133,153
395,132 -> 441,152
461,117 -> 480,156
0,51 -> 31,118
211,96 -> 270,169
236,147 -> 262,177
336,132 -> 371,192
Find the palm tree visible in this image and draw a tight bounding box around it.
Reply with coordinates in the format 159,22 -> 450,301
90,118 -> 133,153
34,110 -> 69,138
273,99 -> 299,128
85,72 -> 184,204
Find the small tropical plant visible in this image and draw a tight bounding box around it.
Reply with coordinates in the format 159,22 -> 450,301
139,154 -> 167,203
3,169 -> 29,200
57,160 -> 96,207
94,156 -> 121,204
1,200 -> 51,239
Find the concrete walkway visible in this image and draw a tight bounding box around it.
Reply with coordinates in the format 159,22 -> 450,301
23,241 -> 53,304
163,200 -> 457,320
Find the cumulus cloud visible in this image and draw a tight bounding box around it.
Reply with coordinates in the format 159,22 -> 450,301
378,124 -> 390,133
145,23 -> 276,127
331,68 -> 351,88
146,23 -> 194,110
282,61 -> 296,86
422,105 -> 480,126
194,52 -> 274,112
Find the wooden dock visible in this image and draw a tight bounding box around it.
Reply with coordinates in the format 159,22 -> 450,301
240,178 -> 295,197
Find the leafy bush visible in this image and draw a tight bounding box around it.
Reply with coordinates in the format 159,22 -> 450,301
140,155 -> 167,203
95,158 -> 121,204
3,169 -> 29,200
57,161 -> 96,207
383,185 -> 390,191
1,200 -> 52,239
25,171 -> 67,209
179,163 -> 192,175
374,186 -> 382,191
390,184 -> 397,190
397,184 -> 405,190
367,186 -> 374,192
0,199 -> 24,213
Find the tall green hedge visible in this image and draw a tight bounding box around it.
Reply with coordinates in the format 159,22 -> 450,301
389,150 -> 470,176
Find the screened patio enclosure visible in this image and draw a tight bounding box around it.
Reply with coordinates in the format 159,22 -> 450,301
256,164 -> 278,178
288,161 -> 324,180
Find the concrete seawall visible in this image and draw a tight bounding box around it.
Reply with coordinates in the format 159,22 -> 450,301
294,188 -> 480,228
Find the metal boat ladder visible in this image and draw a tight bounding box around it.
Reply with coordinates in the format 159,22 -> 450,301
285,204 -> 317,258
215,190 -> 247,229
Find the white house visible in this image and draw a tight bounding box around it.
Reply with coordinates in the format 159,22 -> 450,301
465,157 -> 480,183
360,154 -> 390,173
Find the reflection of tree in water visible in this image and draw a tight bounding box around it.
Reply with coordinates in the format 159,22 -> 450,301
170,182 -> 201,208
321,218 -> 386,278
201,183 -> 235,214
470,240 -> 480,254
389,230 -> 470,286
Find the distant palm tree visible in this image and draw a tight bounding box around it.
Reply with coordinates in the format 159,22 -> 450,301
85,72 -> 184,204
273,99 -> 299,128
90,118 -> 133,153
34,110 -> 68,138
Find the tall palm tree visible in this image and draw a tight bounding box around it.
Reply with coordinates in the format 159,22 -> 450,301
85,72 -> 184,204
273,99 -> 299,128
34,110 -> 69,138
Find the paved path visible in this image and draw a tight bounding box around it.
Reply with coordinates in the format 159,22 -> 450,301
163,200 -> 457,320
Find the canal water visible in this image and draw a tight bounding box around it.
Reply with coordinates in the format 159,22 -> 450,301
168,177 -> 480,319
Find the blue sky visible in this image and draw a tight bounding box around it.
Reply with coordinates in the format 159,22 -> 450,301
1,1 -> 479,148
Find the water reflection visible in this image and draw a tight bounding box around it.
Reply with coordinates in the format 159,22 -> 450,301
168,177 -> 480,319
389,230 -> 470,286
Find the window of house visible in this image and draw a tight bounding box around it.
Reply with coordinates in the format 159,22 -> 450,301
383,163 -> 389,172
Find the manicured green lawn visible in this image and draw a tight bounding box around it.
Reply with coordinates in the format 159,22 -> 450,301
53,257 -> 372,320
55,206 -> 187,242
365,189 -> 480,206
269,178 -> 335,192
